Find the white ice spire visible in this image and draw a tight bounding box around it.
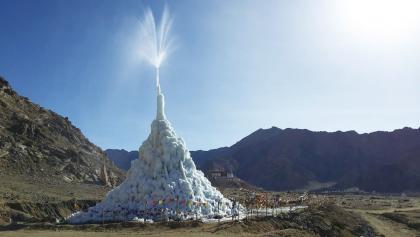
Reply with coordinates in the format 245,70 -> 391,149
156,68 -> 166,120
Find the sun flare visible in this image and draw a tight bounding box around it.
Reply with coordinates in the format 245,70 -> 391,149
335,0 -> 420,42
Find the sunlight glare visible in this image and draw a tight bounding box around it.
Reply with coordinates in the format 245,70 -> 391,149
336,0 -> 420,42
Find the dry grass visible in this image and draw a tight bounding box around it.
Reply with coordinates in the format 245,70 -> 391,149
339,195 -> 420,237
0,174 -> 110,203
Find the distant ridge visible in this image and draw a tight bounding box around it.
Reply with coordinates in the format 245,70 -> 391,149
108,126 -> 420,193
106,149 -> 138,170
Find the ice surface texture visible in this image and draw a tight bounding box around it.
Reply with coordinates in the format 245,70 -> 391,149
67,90 -> 236,223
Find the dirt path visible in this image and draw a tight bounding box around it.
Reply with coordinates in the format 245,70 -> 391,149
354,210 -> 419,237
352,207 -> 420,214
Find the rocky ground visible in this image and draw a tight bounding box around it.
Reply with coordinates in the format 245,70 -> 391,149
0,204 -> 376,237
2,171 -> 420,237
0,173 -> 379,237
0,174 -> 110,224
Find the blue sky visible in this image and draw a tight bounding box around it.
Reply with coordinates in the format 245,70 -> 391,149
1,0 -> 419,151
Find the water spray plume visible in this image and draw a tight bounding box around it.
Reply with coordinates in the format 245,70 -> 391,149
138,6 -> 173,91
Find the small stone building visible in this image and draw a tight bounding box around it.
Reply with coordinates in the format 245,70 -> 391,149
208,169 -> 234,179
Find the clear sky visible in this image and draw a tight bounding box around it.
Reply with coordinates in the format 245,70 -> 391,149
1,0 -> 419,151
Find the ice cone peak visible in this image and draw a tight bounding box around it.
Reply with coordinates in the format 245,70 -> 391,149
67,86 -> 239,223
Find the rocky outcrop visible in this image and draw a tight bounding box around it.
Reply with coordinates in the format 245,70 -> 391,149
100,163 -> 112,187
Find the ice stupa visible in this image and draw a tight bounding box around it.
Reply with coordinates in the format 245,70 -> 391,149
67,82 -> 238,223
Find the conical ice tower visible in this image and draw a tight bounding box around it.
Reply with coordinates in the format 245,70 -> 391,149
67,76 -> 237,223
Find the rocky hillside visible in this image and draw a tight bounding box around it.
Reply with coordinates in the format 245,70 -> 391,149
0,76 -> 124,187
